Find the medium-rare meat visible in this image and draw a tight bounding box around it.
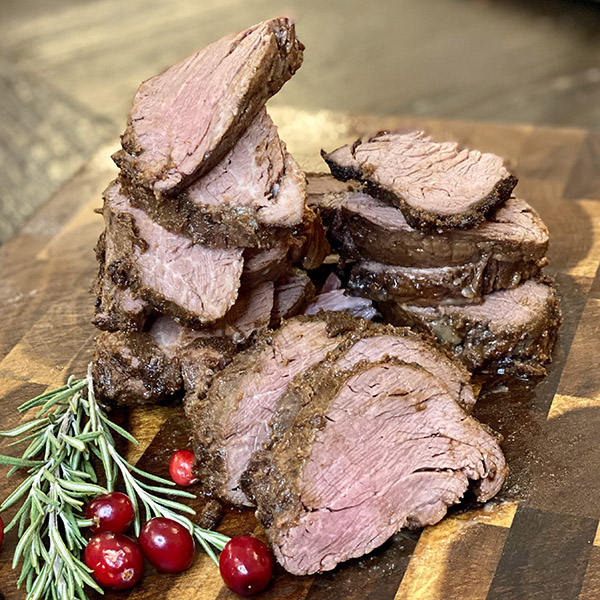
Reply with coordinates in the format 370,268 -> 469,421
322,131 -> 517,230
380,279 -> 561,376
207,280 -> 275,344
304,289 -> 377,320
122,109 -> 306,248
307,173 -> 548,269
185,314 -> 359,506
332,323 -> 475,410
114,18 -> 304,196
243,244 -> 291,286
103,180 -> 244,326
348,256 -> 544,306
186,313 -> 476,507
93,316 -> 235,406
243,359 -> 506,575
270,269 -> 316,325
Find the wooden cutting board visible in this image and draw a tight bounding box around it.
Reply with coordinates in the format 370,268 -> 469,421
1,108 -> 599,600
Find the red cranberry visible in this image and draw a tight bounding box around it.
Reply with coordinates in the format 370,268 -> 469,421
85,492 -> 135,534
84,532 -> 143,590
169,449 -> 198,487
139,517 -> 195,573
0,515 -> 4,547
219,536 -> 274,597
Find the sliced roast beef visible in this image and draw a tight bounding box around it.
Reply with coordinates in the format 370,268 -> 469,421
348,256 -> 544,306
185,313 -> 363,506
288,207 -> 331,270
92,230 -> 152,332
242,244 -> 291,286
332,323 -> 475,410
123,109 -> 306,248
92,315 -> 235,406
244,359 -> 506,575
114,18 -> 304,195
381,279 -> 561,376
307,173 -> 548,269
304,288 -> 377,320
94,279 -> 152,333
207,280 -> 275,344
270,269 -> 316,325
186,313 -> 476,507
322,131 -> 517,230
103,180 -> 244,326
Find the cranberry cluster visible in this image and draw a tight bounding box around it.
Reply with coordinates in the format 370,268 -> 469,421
82,449 -> 274,596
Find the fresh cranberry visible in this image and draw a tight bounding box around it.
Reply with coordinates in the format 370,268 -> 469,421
0,515 -> 4,547
139,517 -> 195,573
219,536 -> 274,597
85,492 -> 135,534
84,532 -> 143,590
169,449 -> 198,487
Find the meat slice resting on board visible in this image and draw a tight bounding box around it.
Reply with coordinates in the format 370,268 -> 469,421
186,313 -> 476,507
243,358 -> 506,575
184,314 -> 358,506
322,130 -> 518,230
114,17 -> 304,196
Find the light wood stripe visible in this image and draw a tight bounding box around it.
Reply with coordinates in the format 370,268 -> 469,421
548,394 -> 600,420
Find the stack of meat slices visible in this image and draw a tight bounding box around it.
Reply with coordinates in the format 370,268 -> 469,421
185,311 -> 507,574
91,18 -> 330,406
312,130 -> 561,376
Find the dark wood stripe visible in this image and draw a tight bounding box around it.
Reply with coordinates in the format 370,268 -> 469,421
305,531 -> 419,600
486,505 -> 596,600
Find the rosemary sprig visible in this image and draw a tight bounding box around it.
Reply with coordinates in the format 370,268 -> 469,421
0,365 -> 230,600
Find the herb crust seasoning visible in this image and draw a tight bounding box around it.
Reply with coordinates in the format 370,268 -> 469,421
0,369 -> 229,600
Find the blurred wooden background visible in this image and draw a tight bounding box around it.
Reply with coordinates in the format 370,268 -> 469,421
2,0 -> 600,244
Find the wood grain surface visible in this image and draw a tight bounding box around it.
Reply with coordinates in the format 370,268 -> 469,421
0,108 -> 599,600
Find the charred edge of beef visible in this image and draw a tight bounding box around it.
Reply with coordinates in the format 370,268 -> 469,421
347,257 -> 547,307
289,207 -> 331,270
325,155 -> 518,232
380,278 -> 562,376
307,173 -> 549,269
184,312 -> 369,505
92,330 -> 183,407
117,18 -> 304,195
243,358 -> 506,575
93,325 -> 236,408
321,130 -> 518,231
92,229 -> 153,333
120,173 -> 296,248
